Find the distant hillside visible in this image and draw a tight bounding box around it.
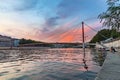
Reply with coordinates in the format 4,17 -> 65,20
90,29 -> 120,43
19,38 -> 44,44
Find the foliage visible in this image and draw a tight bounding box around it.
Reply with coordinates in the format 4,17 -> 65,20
19,38 -> 42,44
98,0 -> 120,30
90,29 -> 120,43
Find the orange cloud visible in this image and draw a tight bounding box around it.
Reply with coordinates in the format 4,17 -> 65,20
45,21 -> 102,43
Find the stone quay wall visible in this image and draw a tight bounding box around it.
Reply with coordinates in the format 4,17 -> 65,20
96,39 -> 120,48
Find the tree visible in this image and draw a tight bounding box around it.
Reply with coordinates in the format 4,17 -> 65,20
19,38 -> 42,44
90,29 -> 120,43
98,0 -> 120,30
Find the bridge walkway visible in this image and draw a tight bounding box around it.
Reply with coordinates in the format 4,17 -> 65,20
95,51 -> 120,80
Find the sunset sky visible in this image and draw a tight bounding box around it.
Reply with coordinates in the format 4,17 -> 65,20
0,0 -> 107,42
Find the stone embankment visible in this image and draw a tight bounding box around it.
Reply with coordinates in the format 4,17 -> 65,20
96,39 -> 120,48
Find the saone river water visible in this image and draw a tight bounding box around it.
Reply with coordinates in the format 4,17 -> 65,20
0,48 -> 105,80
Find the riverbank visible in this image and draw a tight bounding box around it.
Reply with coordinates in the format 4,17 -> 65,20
95,51 -> 120,80
0,47 -> 50,50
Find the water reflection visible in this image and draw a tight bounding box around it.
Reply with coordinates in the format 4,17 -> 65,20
83,59 -> 88,71
0,48 -> 101,80
91,48 -> 107,66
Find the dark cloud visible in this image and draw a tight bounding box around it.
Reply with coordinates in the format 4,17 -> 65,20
42,0 -> 82,32
56,0 -> 82,18
42,16 -> 60,32
45,17 -> 60,27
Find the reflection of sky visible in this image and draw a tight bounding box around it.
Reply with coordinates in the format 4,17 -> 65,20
0,61 -> 40,80
0,49 -> 101,80
0,0 -> 107,42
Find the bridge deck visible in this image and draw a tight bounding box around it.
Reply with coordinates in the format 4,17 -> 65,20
95,51 -> 120,80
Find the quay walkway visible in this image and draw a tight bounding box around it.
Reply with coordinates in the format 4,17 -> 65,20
96,51 -> 120,80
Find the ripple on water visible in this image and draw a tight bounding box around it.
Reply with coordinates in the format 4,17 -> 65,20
0,71 -> 9,76
0,48 -> 101,80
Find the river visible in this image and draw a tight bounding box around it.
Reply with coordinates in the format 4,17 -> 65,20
0,48 -> 104,80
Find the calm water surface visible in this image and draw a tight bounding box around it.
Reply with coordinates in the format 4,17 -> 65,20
0,48 -> 102,80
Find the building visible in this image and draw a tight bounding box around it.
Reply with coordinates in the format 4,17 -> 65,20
0,35 -> 20,47
13,39 -> 20,47
0,35 -> 12,47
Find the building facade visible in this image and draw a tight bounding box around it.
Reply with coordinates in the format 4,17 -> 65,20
0,35 -> 20,47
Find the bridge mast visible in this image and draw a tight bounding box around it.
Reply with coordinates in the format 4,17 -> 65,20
82,21 -> 85,61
